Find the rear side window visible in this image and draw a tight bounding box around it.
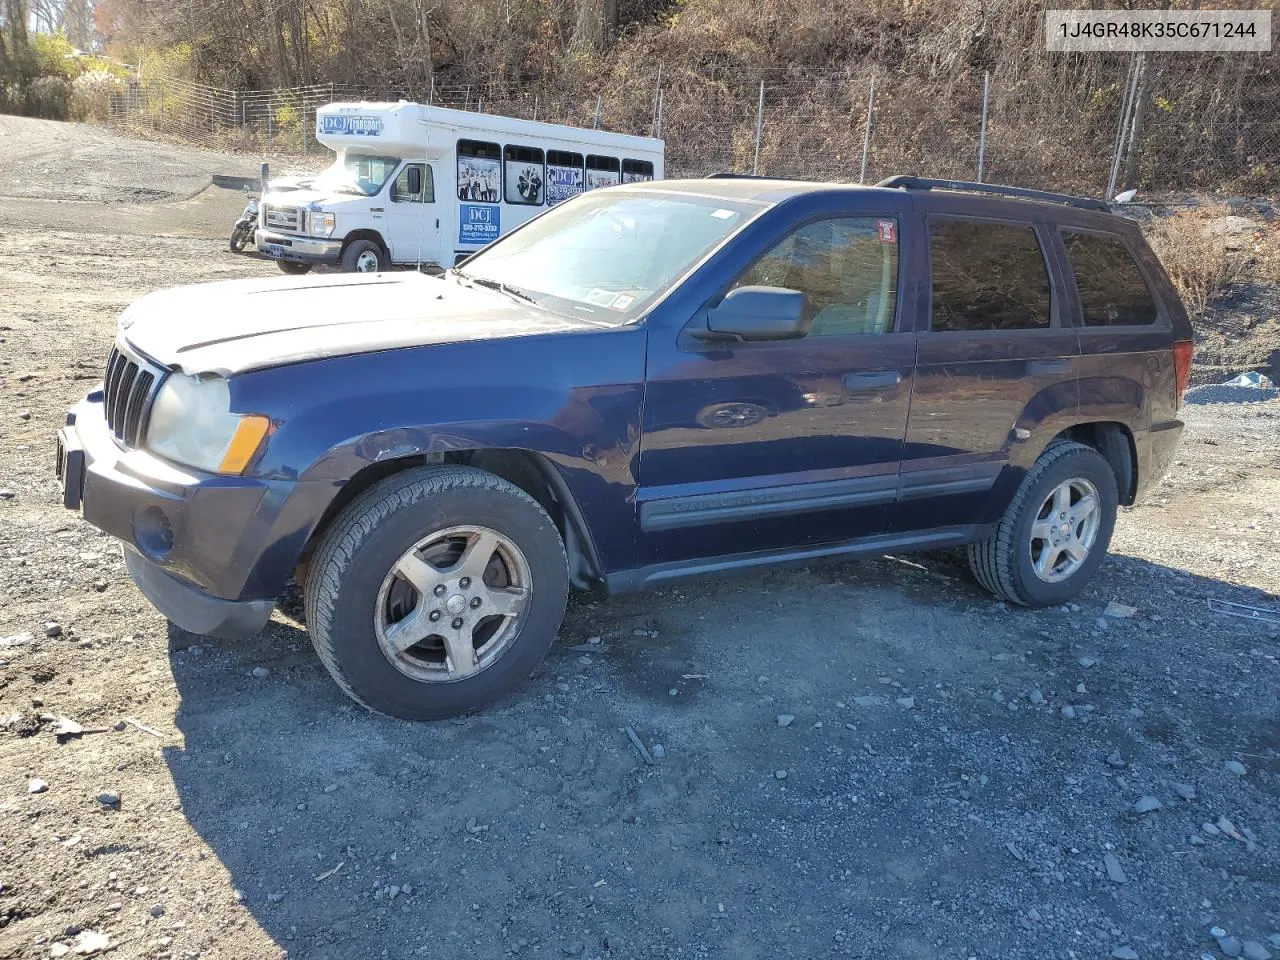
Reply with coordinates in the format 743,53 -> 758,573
546,150 -> 584,206
457,139 -> 500,203
585,155 -> 621,190
622,159 -> 654,183
734,217 -> 900,337
929,220 -> 1052,332
503,144 -> 544,205
1062,231 -> 1158,325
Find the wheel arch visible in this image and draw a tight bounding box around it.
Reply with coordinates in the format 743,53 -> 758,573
1051,421 -> 1138,505
339,229 -> 389,260
294,448 -> 604,591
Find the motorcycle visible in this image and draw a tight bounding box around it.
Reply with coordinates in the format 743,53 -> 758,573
229,186 -> 259,254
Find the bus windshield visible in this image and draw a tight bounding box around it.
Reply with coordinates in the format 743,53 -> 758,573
453,190 -> 762,324
313,153 -> 400,197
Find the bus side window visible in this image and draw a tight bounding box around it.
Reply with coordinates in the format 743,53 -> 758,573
504,144 -> 545,205
546,150 -> 584,206
457,139 -> 501,203
585,154 -> 621,190
622,159 -> 654,183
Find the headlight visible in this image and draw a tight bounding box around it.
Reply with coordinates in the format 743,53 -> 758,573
309,211 -> 336,238
145,374 -> 270,474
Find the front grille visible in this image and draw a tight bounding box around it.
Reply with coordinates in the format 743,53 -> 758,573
263,204 -> 302,232
103,347 -> 160,447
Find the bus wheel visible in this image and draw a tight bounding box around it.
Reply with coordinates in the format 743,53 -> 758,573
342,240 -> 387,273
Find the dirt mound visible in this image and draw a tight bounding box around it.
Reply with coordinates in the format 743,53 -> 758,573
0,114 -> 257,204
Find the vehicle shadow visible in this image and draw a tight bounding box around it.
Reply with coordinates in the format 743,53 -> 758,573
161,550 -> 1278,959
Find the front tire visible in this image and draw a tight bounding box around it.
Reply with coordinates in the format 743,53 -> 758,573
341,238 -> 387,273
304,466 -> 569,720
228,223 -> 252,253
967,441 -> 1118,606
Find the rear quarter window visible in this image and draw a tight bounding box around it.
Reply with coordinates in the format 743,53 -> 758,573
1062,231 -> 1158,326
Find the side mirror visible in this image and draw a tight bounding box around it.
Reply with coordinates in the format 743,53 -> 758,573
406,166 -> 422,197
704,286 -> 812,341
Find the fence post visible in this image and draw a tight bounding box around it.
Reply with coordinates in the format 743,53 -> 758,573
977,71 -> 990,182
752,80 -> 765,175
428,76 -> 435,105
859,75 -> 876,184
654,88 -> 664,140
652,62 -> 663,133
532,95 -> 538,121
594,94 -> 603,129
1121,52 -> 1148,188
1107,53 -> 1140,199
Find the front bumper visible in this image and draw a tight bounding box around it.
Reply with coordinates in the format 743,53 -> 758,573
54,393 -> 298,639
254,229 -> 342,266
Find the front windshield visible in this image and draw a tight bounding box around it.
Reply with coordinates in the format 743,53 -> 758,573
312,153 -> 400,197
456,190 -> 762,323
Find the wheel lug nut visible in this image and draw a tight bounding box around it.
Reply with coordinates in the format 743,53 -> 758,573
429,610 -> 441,622
470,596 -> 482,609
459,577 -> 471,589
433,584 -> 447,597
451,618 -> 464,630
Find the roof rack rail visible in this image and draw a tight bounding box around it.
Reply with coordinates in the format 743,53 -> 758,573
875,175 -> 1110,212
704,172 -> 800,181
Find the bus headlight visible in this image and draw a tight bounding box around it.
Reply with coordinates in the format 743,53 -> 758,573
309,212 -> 336,238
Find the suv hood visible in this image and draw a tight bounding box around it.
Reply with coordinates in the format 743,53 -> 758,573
118,272 -> 604,377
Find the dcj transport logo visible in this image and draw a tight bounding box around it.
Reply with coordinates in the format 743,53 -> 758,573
459,203 -> 500,244
318,114 -> 384,137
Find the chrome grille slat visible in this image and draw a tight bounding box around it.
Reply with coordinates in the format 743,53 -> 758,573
112,364 -> 137,438
123,370 -> 154,445
263,204 -> 302,232
103,345 -> 164,449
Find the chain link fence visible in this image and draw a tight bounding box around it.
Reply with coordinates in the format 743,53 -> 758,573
107,55 -> 1279,196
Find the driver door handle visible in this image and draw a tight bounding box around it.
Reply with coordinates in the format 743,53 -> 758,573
842,371 -> 903,393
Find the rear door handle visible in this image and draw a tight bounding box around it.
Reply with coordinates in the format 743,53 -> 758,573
842,371 -> 903,393
1027,359 -> 1070,375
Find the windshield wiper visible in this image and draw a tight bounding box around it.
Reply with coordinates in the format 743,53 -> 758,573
463,275 -> 537,305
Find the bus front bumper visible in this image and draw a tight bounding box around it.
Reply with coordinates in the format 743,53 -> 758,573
254,229 -> 342,266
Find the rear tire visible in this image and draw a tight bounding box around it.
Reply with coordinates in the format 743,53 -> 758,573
341,239 -> 387,273
967,441 -> 1118,606
276,261 -> 313,275
304,465 -> 569,720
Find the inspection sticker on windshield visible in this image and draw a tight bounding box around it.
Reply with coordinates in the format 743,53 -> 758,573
583,288 -> 618,307
877,220 -> 897,243
609,294 -> 636,311
711,208 -> 736,220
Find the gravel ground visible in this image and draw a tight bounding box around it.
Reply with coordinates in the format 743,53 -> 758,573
1186,384 -> 1280,405
1,120 -> 1278,960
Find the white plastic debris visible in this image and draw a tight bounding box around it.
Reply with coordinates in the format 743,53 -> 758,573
1222,371 -> 1274,389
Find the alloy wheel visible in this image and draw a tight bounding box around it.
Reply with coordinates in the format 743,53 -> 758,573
374,525 -> 531,682
1028,477 -> 1101,583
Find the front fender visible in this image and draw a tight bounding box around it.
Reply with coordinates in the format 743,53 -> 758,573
229,331 -> 647,591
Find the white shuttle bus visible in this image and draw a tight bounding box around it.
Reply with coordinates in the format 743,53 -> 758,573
253,101 -> 665,274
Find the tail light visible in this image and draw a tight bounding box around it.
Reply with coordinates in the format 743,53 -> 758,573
1173,340 -> 1194,408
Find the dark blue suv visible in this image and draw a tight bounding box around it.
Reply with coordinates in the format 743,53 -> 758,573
55,175 -> 1194,719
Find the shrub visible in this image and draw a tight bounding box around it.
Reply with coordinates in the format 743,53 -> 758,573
1144,205 -> 1246,318
31,32 -> 80,80
71,69 -> 128,121
26,76 -> 73,120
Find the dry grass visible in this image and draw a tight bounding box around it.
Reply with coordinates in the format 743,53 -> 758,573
1144,205 -> 1251,318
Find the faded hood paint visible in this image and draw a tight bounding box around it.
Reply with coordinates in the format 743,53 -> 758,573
117,272 -> 605,377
